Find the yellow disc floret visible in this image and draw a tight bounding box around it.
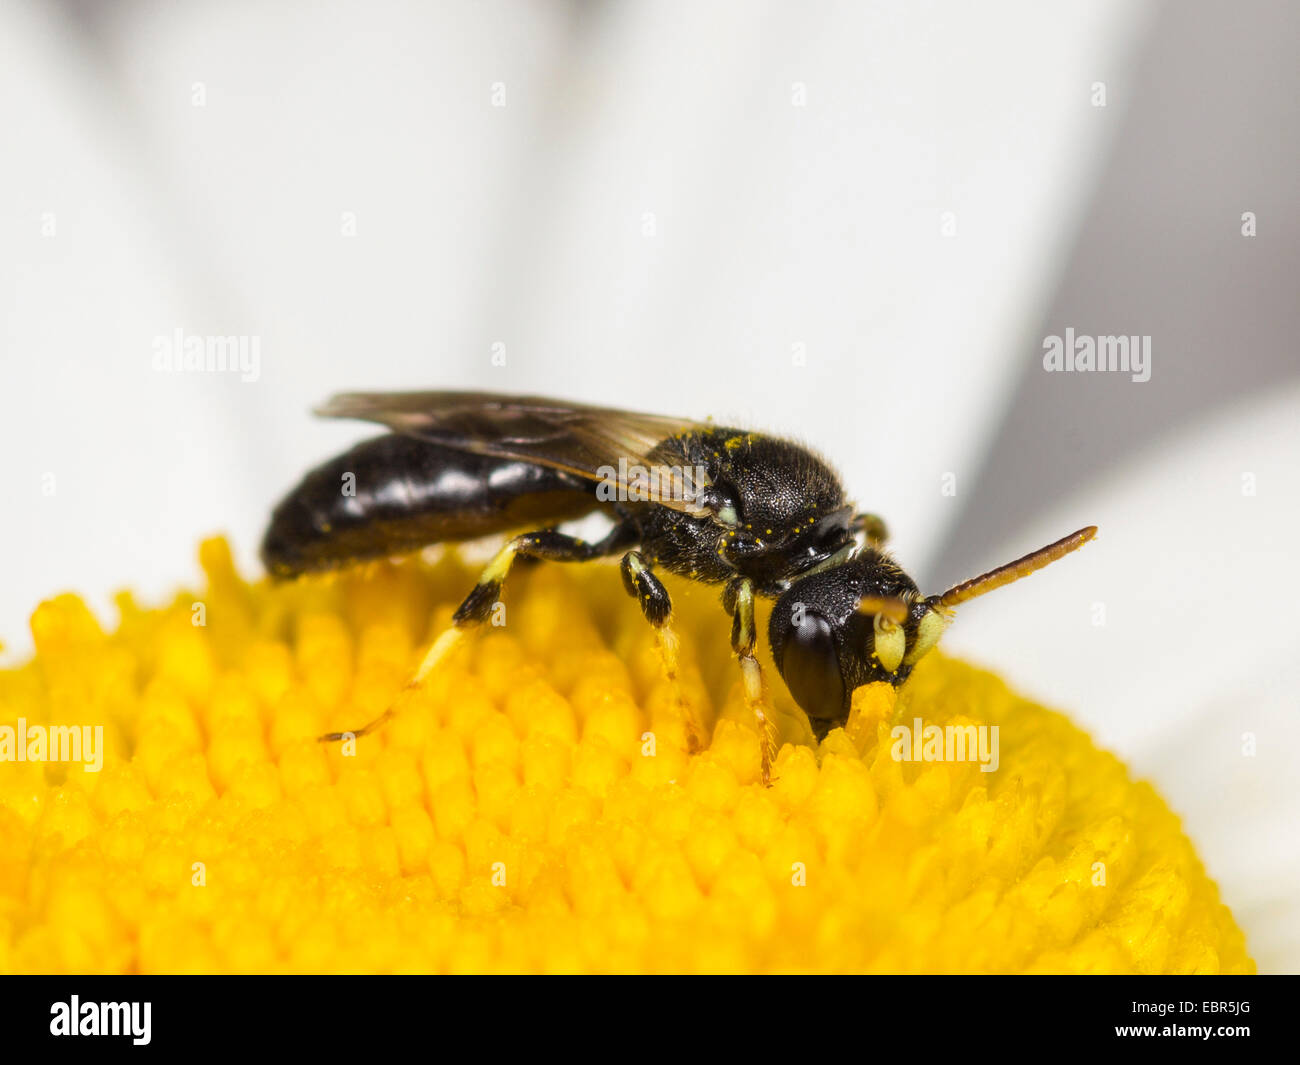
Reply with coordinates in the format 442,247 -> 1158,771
0,538 -> 1252,974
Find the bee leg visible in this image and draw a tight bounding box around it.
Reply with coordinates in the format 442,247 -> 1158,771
319,521 -> 638,743
727,577 -> 778,785
853,512 -> 889,547
620,551 -> 703,753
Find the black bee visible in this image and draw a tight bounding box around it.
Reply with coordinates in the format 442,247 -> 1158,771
262,392 -> 1095,771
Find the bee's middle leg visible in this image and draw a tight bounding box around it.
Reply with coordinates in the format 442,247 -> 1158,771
725,576 -> 778,784
434,521 -> 641,669
619,551 -> 705,753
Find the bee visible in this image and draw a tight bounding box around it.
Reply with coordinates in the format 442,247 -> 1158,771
263,392 -> 1095,777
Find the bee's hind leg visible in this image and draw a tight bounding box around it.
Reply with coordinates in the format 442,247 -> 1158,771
619,551 -> 704,754
724,577 -> 779,785
319,520 -> 639,744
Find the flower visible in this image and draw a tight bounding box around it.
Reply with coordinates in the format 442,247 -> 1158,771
0,538 -> 1252,974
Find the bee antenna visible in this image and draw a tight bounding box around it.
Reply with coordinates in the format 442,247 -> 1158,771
932,526 -> 1097,611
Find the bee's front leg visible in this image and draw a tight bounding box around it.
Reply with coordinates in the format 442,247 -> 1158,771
725,577 -> 778,785
852,512 -> 889,547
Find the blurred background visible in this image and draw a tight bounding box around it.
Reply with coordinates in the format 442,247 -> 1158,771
2,0 -> 1297,970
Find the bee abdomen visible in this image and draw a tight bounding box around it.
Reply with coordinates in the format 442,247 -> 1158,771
261,434 -> 601,577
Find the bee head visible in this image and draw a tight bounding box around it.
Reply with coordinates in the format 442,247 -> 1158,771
769,554 -> 947,739
768,526 -> 1097,739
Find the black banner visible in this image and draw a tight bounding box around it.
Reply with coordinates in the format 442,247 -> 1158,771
0,975 -> 1289,1053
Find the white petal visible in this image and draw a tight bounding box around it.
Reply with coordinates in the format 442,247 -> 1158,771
942,382 -> 1300,972
0,1 -> 1149,656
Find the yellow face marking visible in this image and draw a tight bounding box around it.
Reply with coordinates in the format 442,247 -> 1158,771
873,615 -> 906,673
904,610 -> 947,667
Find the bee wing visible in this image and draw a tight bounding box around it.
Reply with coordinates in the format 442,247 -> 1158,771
315,391 -> 715,516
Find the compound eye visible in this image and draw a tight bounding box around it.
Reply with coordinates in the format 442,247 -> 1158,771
779,610 -> 846,725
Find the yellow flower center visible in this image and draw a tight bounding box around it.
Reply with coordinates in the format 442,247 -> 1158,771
0,538 -> 1252,974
